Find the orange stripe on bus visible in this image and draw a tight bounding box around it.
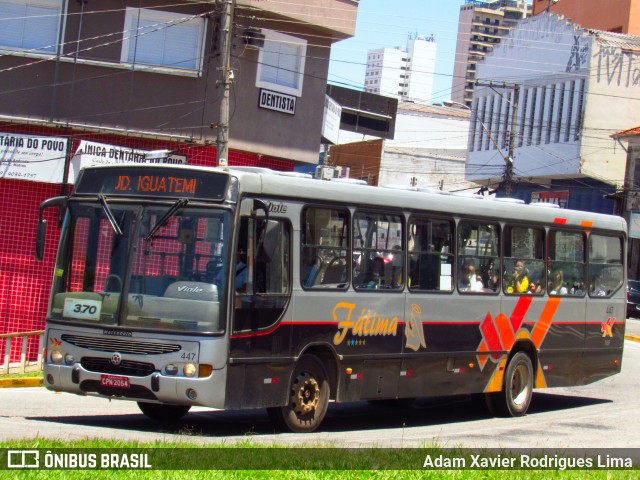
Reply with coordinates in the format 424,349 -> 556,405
495,313 -> 515,351
531,297 -> 561,347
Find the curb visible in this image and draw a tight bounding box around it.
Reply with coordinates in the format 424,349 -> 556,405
626,334 -> 640,343
0,377 -> 43,388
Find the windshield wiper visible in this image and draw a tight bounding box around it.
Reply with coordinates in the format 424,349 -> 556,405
99,195 -> 124,237
145,198 -> 189,241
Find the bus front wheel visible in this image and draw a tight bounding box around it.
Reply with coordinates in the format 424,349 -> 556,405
267,355 -> 330,433
137,402 -> 191,421
487,351 -> 533,417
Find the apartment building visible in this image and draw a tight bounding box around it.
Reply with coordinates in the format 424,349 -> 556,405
364,34 -> 437,104
451,0 -> 531,107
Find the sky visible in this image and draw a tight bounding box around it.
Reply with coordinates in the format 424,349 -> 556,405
328,0 -> 469,104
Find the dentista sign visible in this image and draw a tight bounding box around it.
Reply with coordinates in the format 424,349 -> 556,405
0,133 -> 68,183
258,89 -> 296,115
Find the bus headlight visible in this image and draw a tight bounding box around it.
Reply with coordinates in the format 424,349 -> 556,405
183,363 -> 197,377
50,350 -> 63,364
64,353 -> 75,365
165,364 -> 178,375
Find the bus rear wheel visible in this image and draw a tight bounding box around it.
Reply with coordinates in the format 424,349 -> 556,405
137,402 -> 191,421
267,354 -> 330,433
486,351 -> 533,417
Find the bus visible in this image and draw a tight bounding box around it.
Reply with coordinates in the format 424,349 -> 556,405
36,165 -> 627,432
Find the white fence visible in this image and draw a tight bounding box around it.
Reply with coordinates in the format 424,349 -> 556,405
1,330 -> 44,375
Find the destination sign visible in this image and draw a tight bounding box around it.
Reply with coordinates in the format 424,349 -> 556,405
73,167 -> 229,201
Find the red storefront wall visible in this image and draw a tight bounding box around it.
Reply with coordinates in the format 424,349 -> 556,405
0,125 -> 294,363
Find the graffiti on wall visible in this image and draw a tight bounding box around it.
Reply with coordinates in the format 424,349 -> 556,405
566,35 -> 589,72
595,44 -> 640,87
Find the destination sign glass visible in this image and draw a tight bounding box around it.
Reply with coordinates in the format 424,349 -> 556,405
73,167 -> 229,201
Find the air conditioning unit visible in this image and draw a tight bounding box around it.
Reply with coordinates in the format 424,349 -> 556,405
244,28 -> 265,48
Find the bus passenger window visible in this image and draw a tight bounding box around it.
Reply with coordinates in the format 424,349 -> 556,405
549,230 -> 585,296
588,234 -> 623,298
300,207 -> 349,289
504,226 -> 545,295
408,217 -> 453,292
457,221 -> 499,294
354,211 -> 404,291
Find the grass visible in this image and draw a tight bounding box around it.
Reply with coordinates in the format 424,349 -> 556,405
0,371 -> 42,379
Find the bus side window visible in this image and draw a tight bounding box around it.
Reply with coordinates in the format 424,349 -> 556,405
549,229 -> 585,296
457,221 -> 499,294
353,211 -> 403,291
408,216 -> 454,292
503,225 -> 545,295
300,206 -> 349,289
588,234 -> 624,297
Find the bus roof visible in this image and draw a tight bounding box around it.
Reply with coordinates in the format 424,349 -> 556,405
77,164 -> 627,233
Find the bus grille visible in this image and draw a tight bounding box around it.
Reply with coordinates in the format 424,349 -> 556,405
61,334 -> 181,355
81,357 -> 155,377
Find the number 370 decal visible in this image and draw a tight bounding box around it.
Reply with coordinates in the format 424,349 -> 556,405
63,298 -> 102,321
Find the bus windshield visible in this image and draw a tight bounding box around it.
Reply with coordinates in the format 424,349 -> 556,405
49,200 -> 231,334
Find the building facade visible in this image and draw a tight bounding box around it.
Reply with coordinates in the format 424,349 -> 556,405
465,12 -> 640,213
451,0 -> 531,107
364,34 -> 437,104
0,0 -> 358,364
532,0 -> 640,34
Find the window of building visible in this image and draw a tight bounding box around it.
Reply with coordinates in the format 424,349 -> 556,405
0,0 -> 62,54
256,29 -> 307,97
122,7 -> 205,72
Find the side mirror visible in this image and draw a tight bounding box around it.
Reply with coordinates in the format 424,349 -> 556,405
35,196 -> 67,261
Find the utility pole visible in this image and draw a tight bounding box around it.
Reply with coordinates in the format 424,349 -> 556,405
216,0 -> 235,167
475,81 -> 519,197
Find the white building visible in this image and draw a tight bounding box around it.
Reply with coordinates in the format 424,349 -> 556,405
365,34 -> 437,104
465,12 -> 640,211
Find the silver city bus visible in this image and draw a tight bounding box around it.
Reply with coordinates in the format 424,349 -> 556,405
37,165 -> 627,432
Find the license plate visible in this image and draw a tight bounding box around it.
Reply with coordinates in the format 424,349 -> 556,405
100,374 -> 130,389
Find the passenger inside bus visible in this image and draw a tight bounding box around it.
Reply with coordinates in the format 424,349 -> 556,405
356,256 -> 387,289
549,269 -> 568,295
506,260 -> 529,293
459,263 -> 484,291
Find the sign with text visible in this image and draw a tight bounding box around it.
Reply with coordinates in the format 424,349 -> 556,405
74,167 -> 229,201
69,141 -> 187,184
531,190 -> 569,208
0,133 -> 68,184
322,94 -> 342,145
258,89 -> 296,115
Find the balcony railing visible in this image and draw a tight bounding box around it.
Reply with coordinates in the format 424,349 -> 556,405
1,330 -> 44,375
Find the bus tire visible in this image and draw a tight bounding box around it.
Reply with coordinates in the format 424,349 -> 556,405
487,351 -> 533,417
267,354 -> 330,433
137,402 -> 191,421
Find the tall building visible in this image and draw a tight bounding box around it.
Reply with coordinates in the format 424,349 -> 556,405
451,0 -> 531,107
532,0 -> 640,34
364,34 -> 437,104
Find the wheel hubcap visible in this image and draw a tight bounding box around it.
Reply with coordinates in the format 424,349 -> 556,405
292,374 -> 319,416
511,364 -> 530,406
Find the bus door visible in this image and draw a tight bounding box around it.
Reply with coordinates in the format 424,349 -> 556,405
350,211 -> 406,401
227,198 -> 292,409
583,233 -> 625,384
